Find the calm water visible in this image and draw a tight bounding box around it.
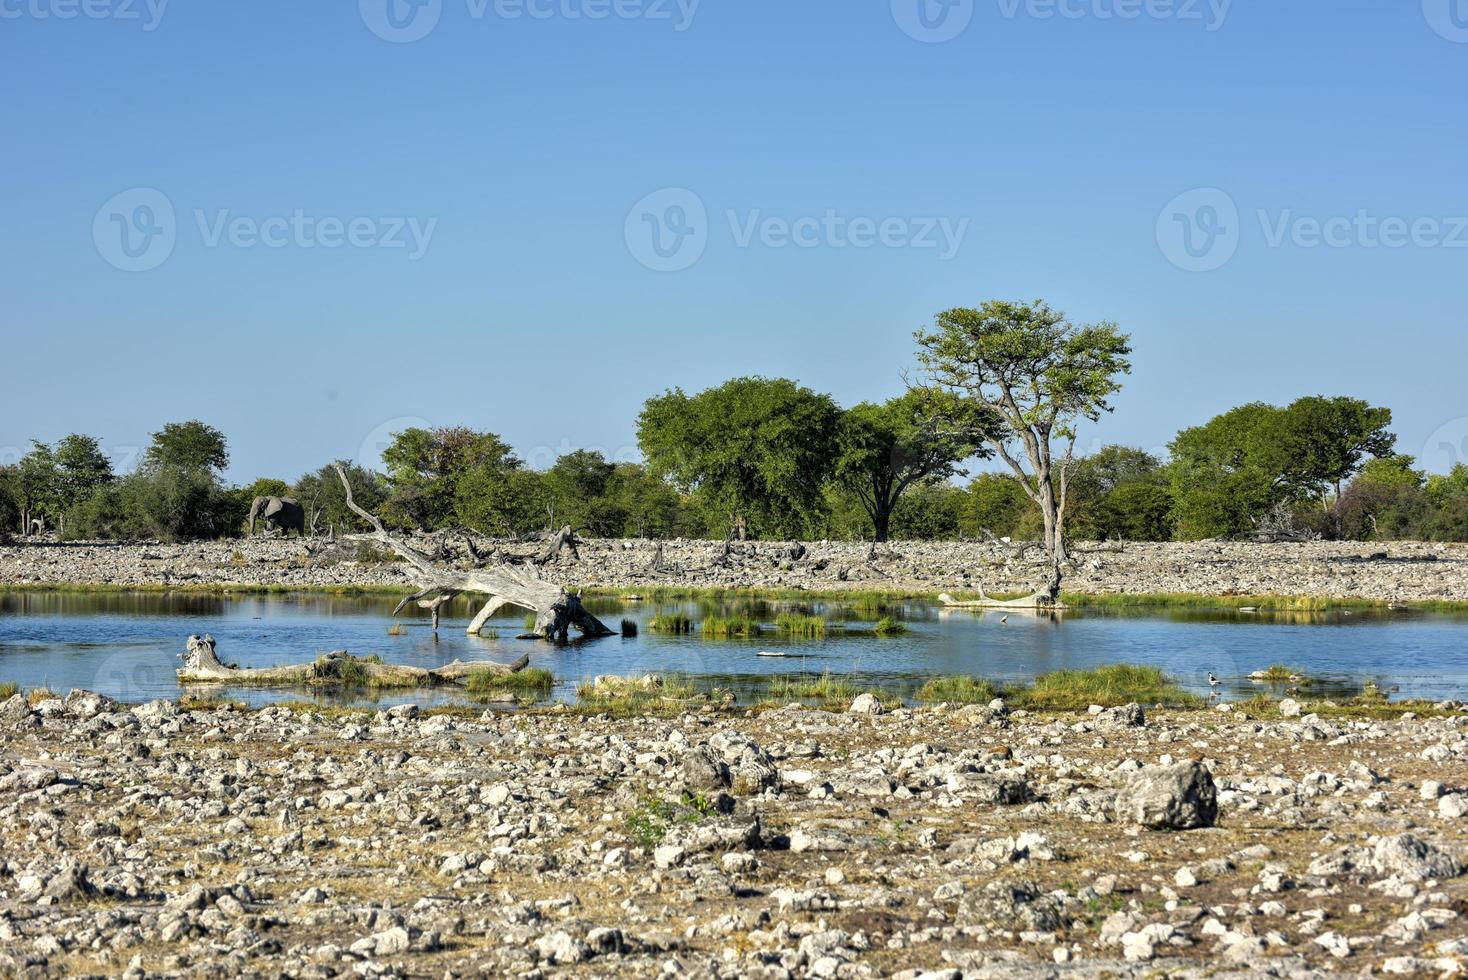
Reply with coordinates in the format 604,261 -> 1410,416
2,591 -> 1467,708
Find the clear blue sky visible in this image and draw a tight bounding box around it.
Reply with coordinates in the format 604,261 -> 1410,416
3,1 -> 1466,481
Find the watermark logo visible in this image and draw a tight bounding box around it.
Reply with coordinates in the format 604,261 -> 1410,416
360,0 -> 442,42
93,188 -> 176,272
1259,210 -> 1468,251
625,188 -> 708,272
1,0 -> 169,30
1423,0 -> 1468,42
625,187 -> 971,272
1421,418 -> 1468,474
1155,187 -> 1239,272
361,0 -> 698,42
892,0 -> 974,42
92,188 -> 438,271
996,0 -> 1231,30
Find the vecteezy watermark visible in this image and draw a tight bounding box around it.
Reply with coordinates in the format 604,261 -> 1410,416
892,0 -> 1229,41
996,0 -> 1231,30
1421,418 -> 1468,475
1423,0 -> 1468,42
360,0 -> 698,43
93,188 -> 439,271
1157,188 -> 1468,272
1258,210 -> 1468,251
624,188 -> 708,273
625,188 -> 970,272
93,188 -> 176,272
891,0 -> 975,42
1155,188 -> 1239,273
0,0 -> 168,30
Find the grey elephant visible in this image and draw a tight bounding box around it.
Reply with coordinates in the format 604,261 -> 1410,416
247,496 -> 306,537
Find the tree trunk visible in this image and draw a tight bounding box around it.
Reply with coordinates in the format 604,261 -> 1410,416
872,506 -> 892,544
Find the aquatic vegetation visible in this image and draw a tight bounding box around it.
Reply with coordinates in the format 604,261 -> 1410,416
774,613 -> 827,638
765,671 -> 897,710
523,613 -> 538,631
1013,664 -> 1201,710
872,616 -> 908,636
466,667 -> 554,696
647,613 -> 694,634
701,615 -> 760,638
387,623 -> 406,636
1255,664 -> 1303,681
916,675 -> 999,704
621,618 -> 638,637
575,674 -> 710,717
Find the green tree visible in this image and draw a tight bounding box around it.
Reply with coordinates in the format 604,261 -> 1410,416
144,421 -> 229,472
1169,398 -> 1396,540
12,442 -> 58,534
638,377 -> 841,539
381,426 -> 521,530
833,390 -> 993,542
963,472 -> 1034,540
1168,403 -> 1293,540
543,450 -> 617,533
293,462 -> 387,535
53,434 -> 114,532
916,299 -> 1132,570
1067,446 -> 1174,541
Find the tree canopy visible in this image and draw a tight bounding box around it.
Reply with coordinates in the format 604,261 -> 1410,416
916,299 -> 1132,564
638,377 -> 841,539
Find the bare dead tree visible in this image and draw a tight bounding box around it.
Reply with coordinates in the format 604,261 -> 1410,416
333,465 -> 614,642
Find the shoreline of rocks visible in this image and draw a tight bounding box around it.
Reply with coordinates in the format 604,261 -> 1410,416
3,689 -> 1467,977
2,537 -> 1466,604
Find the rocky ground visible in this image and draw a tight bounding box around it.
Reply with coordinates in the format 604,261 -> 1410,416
3,690 -> 1468,978
1,536 -> 1464,603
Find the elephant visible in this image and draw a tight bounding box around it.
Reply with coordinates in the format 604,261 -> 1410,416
248,496 -> 306,537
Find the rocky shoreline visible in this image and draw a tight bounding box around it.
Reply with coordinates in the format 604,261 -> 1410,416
2,537 -> 1465,604
3,690 -> 1468,978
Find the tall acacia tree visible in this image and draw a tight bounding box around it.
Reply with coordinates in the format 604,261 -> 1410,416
916,299 -> 1132,584
834,390 -> 994,542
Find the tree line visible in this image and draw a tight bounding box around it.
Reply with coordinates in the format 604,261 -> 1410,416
3,299 -> 1465,546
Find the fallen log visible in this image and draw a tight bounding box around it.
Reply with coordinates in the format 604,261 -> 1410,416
176,634 -> 530,687
332,465 -> 616,642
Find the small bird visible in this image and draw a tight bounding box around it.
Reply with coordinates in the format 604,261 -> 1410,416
1207,672 -> 1221,689
1000,615 -> 1009,625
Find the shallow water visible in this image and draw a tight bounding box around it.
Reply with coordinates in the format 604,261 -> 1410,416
2,591 -> 1467,708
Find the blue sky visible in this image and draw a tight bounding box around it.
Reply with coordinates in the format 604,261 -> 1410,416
3,1 -> 1466,481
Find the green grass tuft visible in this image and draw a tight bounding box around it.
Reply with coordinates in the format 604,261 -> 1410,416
1014,664 -> 1201,710
774,613 -> 827,638
872,616 -> 908,636
647,613 -> 694,634
0,681 -> 17,701
916,675 -> 999,704
574,674 -> 718,718
466,667 -> 554,697
701,615 -> 761,638
765,671 -> 898,710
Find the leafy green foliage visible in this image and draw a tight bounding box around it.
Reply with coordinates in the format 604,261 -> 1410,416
639,377 -> 841,539
833,390 -> 994,541
916,299 -> 1132,557
1169,398 -> 1395,540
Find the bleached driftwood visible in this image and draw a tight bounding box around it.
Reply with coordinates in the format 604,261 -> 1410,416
333,465 -> 616,641
176,634 -> 530,687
